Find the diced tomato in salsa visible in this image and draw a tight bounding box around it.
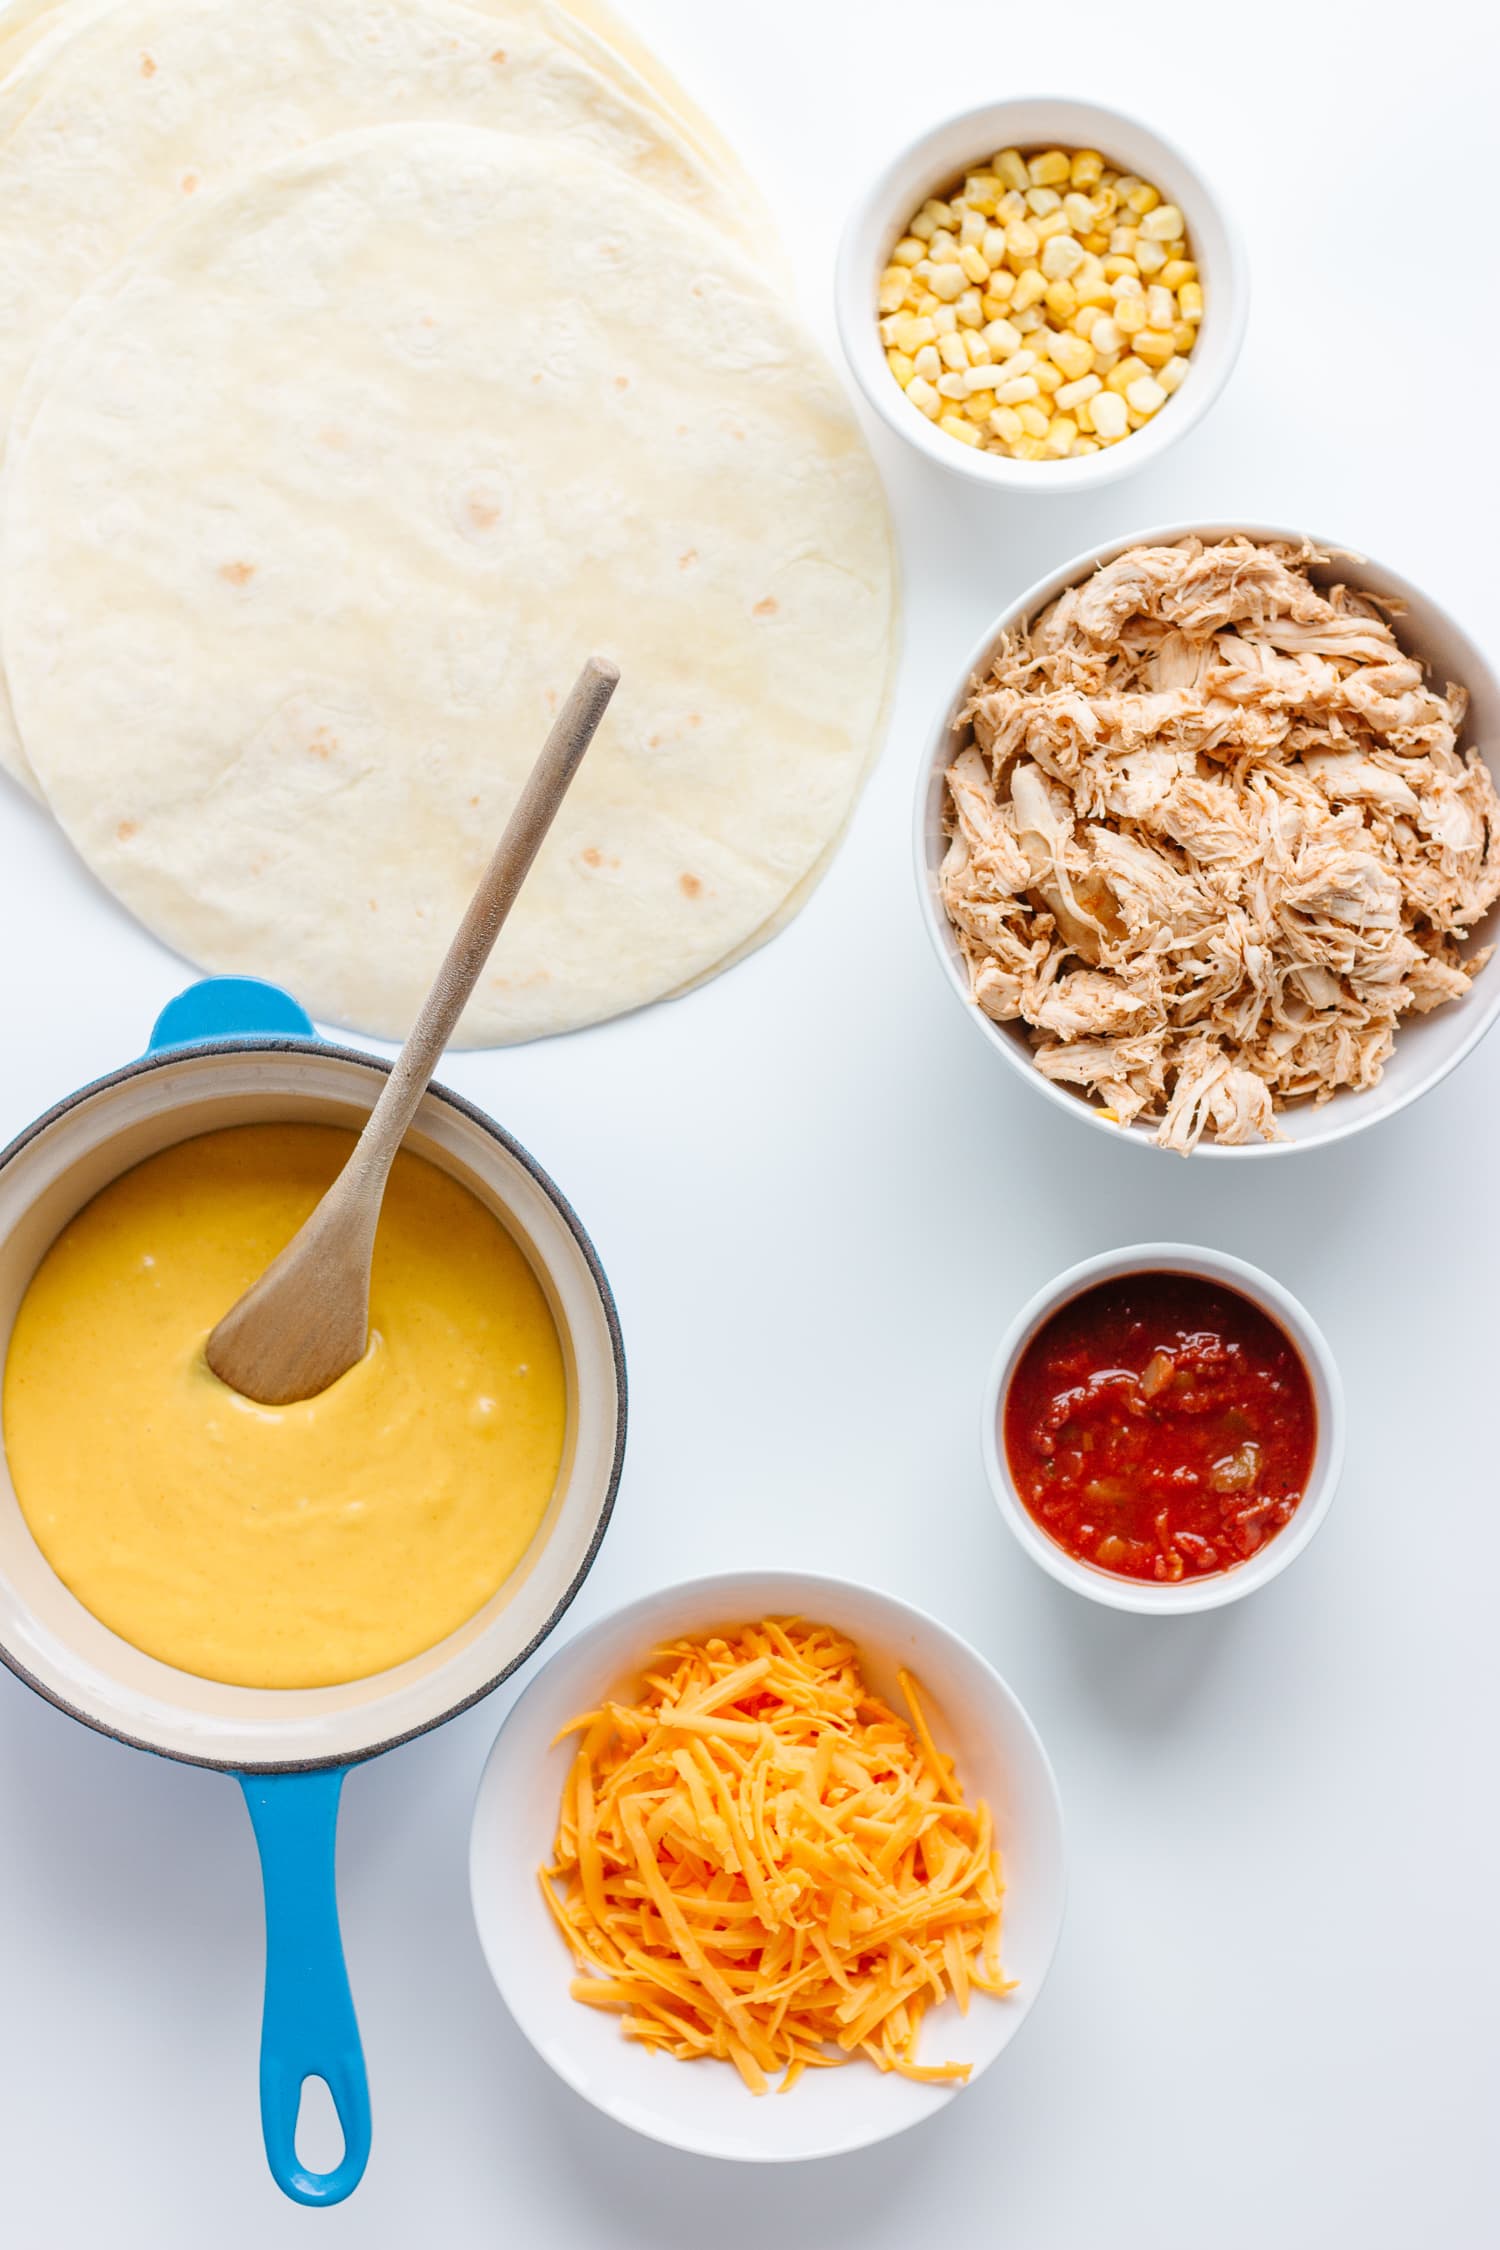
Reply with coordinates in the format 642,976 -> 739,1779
1003,1271 -> 1316,1584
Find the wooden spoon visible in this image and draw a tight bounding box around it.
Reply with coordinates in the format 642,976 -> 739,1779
205,654 -> 619,1406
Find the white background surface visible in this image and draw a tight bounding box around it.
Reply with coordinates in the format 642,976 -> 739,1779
0,1 -> 1497,2243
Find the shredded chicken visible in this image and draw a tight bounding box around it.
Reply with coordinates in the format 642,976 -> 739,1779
942,537 -> 1500,1151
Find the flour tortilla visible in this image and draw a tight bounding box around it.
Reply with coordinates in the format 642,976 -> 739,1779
4,124 -> 896,1044
0,0 -> 755,792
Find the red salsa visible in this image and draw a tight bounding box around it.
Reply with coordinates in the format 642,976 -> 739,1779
1004,1271 -> 1316,1584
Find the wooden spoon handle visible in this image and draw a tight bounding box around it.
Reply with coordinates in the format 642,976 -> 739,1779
357,653 -> 618,1172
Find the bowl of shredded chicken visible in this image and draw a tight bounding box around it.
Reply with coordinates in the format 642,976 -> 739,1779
918,528 -> 1500,1153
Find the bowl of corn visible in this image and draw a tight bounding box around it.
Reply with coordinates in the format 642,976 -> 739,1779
836,96 -> 1248,488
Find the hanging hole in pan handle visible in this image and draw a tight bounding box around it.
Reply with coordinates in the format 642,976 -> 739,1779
237,1767 -> 372,2207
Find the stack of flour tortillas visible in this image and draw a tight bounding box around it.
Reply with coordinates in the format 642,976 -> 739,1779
0,0 -> 896,1042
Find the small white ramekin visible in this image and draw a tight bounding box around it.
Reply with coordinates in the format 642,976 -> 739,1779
981,1244 -> 1345,1614
836,95 -> 1247,492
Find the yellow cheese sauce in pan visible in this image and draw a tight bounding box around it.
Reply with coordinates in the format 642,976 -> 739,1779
2,1123 -> 567,1689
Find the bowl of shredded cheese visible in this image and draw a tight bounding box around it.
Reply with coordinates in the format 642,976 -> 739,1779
468,1571 -> 1065,2160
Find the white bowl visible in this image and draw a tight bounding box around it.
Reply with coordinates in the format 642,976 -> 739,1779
981,1244 -> 1345,1614
469,1570 -> 1065,2162
915,519 -> 1500,1157
836,96 -> 1247,492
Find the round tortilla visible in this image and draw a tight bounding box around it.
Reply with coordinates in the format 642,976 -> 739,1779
4,123 -> 895,1044
0,0 -> 755,793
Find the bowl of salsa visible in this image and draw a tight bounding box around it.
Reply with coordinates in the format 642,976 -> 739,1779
982,1245 -> 1344,1613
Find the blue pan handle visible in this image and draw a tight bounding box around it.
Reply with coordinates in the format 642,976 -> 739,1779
148,975 -> 314,1052
238,1770 -> 371,2206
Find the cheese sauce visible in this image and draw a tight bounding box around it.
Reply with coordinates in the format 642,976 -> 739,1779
3,1123 -> 567,1688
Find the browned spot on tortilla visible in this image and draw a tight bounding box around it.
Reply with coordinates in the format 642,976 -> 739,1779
581,846 -> 603,867
545,689 -> 558,710
730,426 -> 745,441
116,819 -> 138,843
753,596 -> 778,617
469,795 -> 479,808
647,734 -> 661,749
307,728 -> 338,760
490,47 -> 507,62
368,899 -> 378,911
614,375 -> 629,390
679,873 -> 703,898
691,285 -> 703,298
139,52 -> 156,76
320,425 -> 349,450
678,549 -> 698,569
530,372 -> 542,385
181,172 -> 199,195
467,497 -> 500,530
219,560 -> 255,586
675,423 -> 687,436
687,713 -> 702,727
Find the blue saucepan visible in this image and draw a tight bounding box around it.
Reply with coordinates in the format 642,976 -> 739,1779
0,977 -> 626,2204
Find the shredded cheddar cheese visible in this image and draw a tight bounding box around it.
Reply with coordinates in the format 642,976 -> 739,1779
540,1618 -> 1013,2093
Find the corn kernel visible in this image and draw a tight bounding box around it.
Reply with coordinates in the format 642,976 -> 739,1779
1108,227 -> 1139,257
1062,192 -> 1096,233
982,227 -> 1009,267
1017,401 -> 1050,437
1072,303 -> 1105,338
981,277 -> 1015,313
1047,329 -> 1094,381
1171,319 -> 1196,351
1010,268 -> 1047,312
983,316 -> 1023,356
938,410 -> 982,446
1126,182 -> 1161,217
1070,436 -> 1101,455
891,236 -> 925,267
1033,210 -> 1068,245
1056,371 -> 1102,411
1070,149 -> 1104,187
964,172 -> 1003,210
885,348 -> 915,385
878,313 -> 904,346
1157,354 -> 1190,394
1005,219 -> 1040,261
1074,267 -> 1114,307
1090,315 -> 1122,356
1103,255 -> 1139,283
1178,281 -> 1204,322
928,231 -> 960,263
890,313 -> 933,354
955,288 -> 984,328
1134,327 -> 1176,367
988,405 -> 1024,442
994,148 -> 1029,191
928,264 -> 965,303
937,332 -> 968,371
1029,148 -> 1072,186
1135,239 -> 1168,277
913,343 -> 941,380
1081,229 -> 1110,255
959,208 -> 986,249
1145,284 -> 1176,331
1126,374 -> 1167,414
1025,185 -> 1062,217
1044,279 -> 1078,321
1160,259 -> 1197,291
963,393 -> 995,423
1089,388 -> 1128,439
1113,175 -> 1141,202
959,244 -> 991,285
964,329 -> 992,365
1105,354 -> 1150,394
1043,414 -> 1078,456
1114,294 -> 1148,335
996,187 -> 1028,223
1041,233 -> 1086,281
1012,305 -> 1044,332
935,371 -> 969,399
906,376 -> 942,418
1010,435 -> 1048,460
1140,202 -> 1183,241
994,372 -> 1040,403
